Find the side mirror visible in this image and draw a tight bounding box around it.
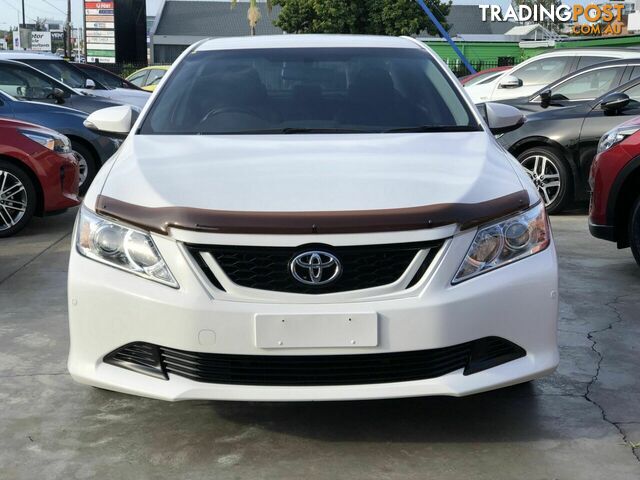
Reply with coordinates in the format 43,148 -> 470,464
85,78 -> 96,89
481,102 -> 526,135
84,105 -> 137,139
600,92 -> 629,113
52,87 -> 65,103
539,89 -> 551,108
498,75 -> 523,89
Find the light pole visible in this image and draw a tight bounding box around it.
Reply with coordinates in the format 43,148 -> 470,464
65,0 -> 71,58
21,0 -> 25,28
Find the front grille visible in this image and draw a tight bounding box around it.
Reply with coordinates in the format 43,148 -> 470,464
187,242 -> 441,294
104,337 -> 526,386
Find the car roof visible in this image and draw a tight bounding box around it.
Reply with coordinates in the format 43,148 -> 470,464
0,51 -> 60,60
195,34 -> 421,52
531,48 -> 640,57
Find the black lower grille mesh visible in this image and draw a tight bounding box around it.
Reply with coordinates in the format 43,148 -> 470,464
187,242 -> 441,294
104,337 -> 526,386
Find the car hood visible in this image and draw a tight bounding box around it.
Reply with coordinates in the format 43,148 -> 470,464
99,132 -> 528,217
77,87 -> 150,108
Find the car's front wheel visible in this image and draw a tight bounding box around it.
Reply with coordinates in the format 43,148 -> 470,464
518,147 -> 571,214
629,196 -> 640,267
0,160 -> 37,238
71,142 -> 98,195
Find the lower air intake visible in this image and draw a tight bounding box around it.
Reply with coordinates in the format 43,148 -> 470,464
104,337 -> 526,386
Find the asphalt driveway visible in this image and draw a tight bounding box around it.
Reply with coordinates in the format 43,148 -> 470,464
0,209 -> 639,479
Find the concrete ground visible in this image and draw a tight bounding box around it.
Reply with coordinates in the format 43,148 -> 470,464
0,208 -> 639,480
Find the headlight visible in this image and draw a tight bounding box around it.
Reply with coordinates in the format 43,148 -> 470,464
597,125 -> 640,154
76,207 -> 178,288
453,203 -> 550,284
20,129 -> 72,153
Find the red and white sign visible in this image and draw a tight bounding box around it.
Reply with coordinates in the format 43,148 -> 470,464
85,2 -> 113,9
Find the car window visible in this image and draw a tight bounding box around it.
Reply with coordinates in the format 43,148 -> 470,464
141,48 -> 479,135
629,66 -> 640,82
20,59 -> 104,90
552,67 -> 621,101
0,64 -> 66,100
83,67 -> 123,89
576,56 -> 612,69
146,69 -> 166,87
514,57 -> 572,86
128,71 -> 149,87
624,83 -> 640,103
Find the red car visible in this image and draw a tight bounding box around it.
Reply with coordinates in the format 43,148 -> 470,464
0,118 -> 80,237
589,115 -> 640,265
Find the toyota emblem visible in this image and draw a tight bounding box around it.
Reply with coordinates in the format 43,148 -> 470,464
290,251 -> 342,285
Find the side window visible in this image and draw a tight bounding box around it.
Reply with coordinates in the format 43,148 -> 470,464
514,57 -> 572,86
623,83 -> 640,103
576,56 -> 612,70
629,66 -> 640,82
128,71 -> 149,87
553,67 -> 621,101
0,65 -> 55,100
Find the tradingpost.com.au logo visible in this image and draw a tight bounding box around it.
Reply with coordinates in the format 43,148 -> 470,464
480,3 -> 626,35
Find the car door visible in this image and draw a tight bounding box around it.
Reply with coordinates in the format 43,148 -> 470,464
491,56 -> 573,101
578,82 -> 640,187
0,94 -> 14,118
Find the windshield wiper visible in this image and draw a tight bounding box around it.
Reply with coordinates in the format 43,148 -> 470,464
383,125 -> 482,133
280,127 -> 373,134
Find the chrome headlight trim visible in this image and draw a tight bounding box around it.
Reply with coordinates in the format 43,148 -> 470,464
75,206 -> 179,288
452,202 -> 550,284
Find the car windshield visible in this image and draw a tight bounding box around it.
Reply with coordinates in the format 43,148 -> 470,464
140,48 -> 480,135
20,59 -> 106,90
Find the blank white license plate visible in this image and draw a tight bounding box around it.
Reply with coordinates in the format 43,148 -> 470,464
255,313 -> 378,349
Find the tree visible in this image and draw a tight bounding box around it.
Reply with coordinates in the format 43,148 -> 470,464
232,0 -> 274,36
274,0 -> 451,37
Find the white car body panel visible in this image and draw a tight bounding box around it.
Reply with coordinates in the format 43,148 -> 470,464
100,132 -> 524,212
465,49 -> 640,103
68,35 -> 559,401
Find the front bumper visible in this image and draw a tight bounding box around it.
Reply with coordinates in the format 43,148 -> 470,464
68,225 -> 559,402
588,221 -> 616,242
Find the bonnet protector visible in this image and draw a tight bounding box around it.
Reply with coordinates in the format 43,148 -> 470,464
94,191 -> 530,235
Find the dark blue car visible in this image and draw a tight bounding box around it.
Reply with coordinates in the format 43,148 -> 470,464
0,90 -> 119,193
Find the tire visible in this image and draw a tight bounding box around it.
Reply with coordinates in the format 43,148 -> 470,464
629,196 -> 640,267
517,147 -> 572,214
0,160 -> 37,238
71,142 -> 98,195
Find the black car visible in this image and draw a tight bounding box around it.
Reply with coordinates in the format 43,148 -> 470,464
499,58 -> 640,114
73,63 -> 142,90
499,76 -> 640,213
0,59 -> 121,114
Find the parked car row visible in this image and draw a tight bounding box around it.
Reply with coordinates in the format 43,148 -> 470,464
464,49 -> 640,266
0,54 -> 161,236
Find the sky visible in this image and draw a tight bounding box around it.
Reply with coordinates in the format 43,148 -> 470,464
0,0 -> 583,31
0,0 -> 163,30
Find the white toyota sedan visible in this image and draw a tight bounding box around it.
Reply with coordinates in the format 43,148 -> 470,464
68,35 -> 558,401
